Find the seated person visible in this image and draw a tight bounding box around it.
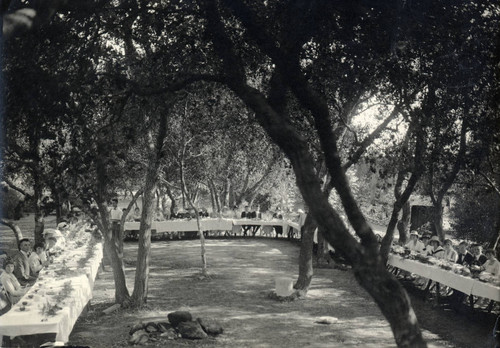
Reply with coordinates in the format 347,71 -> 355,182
272,207 -> 284,238
404,231 -> 424,253
241,206 -> 252,236
187,208 -> 197,219
249,205 -> 261,236
443,239 -> 458,262
128,207 -> 141,222
1,258 -> 27,304
470,243 -> 488,266
154,209 -> 166,221
456,241 -> 474,265
481,249 -> 500,276
420,233 -> 432,255
45,236 -> 61,259
428,236 -> 444,258
29,242 -> 49,275
12,238 -> 37,285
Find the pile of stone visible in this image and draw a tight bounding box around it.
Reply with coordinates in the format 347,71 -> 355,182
128,311 -> 223,345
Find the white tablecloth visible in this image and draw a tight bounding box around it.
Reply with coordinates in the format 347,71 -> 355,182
0,242 -> 103,342
388,254 -> 500,301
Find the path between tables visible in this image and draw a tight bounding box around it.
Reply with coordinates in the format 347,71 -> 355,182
69,239 -> 482,348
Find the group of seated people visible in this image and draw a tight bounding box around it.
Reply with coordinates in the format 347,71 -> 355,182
125,206 -> 210,222
0,226 -> 65,312
403,231 -> 499,276
122,202 -> 307,240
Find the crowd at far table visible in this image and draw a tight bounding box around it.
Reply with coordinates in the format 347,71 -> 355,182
389,230 -> 500,309
121,203 -> 307,240
0,221 -> 103,345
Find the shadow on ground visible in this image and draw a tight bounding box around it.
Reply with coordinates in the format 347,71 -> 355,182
66,238 -> 493,348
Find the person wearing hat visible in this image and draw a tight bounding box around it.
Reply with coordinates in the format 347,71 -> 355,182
429,236 -> 445,258
1,258 -> 28,304
405,231 -> 424,253
443,239 -> 458,262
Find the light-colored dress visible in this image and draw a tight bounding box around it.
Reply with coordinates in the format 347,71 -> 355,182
29,252 -> 44,274
484,259 -> 500,276
0,271 -> 24,304
443,248 -> 458,262
405,240 -> 424,253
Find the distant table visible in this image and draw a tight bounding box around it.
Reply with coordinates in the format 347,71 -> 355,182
124,218 -> 302,235
388,254 -> 500,302
0,242 -> 103,343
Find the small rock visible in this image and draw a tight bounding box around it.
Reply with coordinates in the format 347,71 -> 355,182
159,328 -> 178,340
145,322 -> 158,333
129,322 -> 145,336
128,329 -> 149,345
168,311 -> 193,327
315,316 -> 338,325
197,317 -> 223,335
177,321 -> 208,339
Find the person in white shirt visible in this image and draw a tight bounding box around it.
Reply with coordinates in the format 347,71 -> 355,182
109,198 -> 123,238
443,239 -> 458,262
29,242 -> 49,275
405,231 -> 424,253
482,249 -> 500,277
12,238 -> 36,285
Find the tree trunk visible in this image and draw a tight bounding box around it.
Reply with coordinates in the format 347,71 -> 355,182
208,180 -> 217,213
33,169 -> 45,245
132,113 -> 167,306
180,157 -> 207,275
432,201 -> 444,240
294,214 -> 315,294
0,218 -> 23,245
397,201 -> 411,245
202,5 -> 427,345
93,141 -> 131,304
131,174 -> 156,305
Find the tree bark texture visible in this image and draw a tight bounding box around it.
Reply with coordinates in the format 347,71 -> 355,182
294,214 -> 315,293
132,112 -> 167,305
397,201 -> 411,245
95,143 -> 130,304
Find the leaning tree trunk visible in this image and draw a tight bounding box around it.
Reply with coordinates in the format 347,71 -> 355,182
397,201 -> 411,245
0,218 -> 23,245
131,174 -> 156,305
202,5 -> 427,345
294,214 -> 316,294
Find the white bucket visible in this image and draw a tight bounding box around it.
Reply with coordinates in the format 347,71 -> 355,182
275,277 -> 294,297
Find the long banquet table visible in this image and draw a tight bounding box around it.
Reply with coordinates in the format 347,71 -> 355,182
388,254 -> 500,302
124,218 -> 302,234
0,240 -> 103,343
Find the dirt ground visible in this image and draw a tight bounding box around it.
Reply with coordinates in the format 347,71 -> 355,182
1,218 -> 496,348
69,238 -> 494,348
